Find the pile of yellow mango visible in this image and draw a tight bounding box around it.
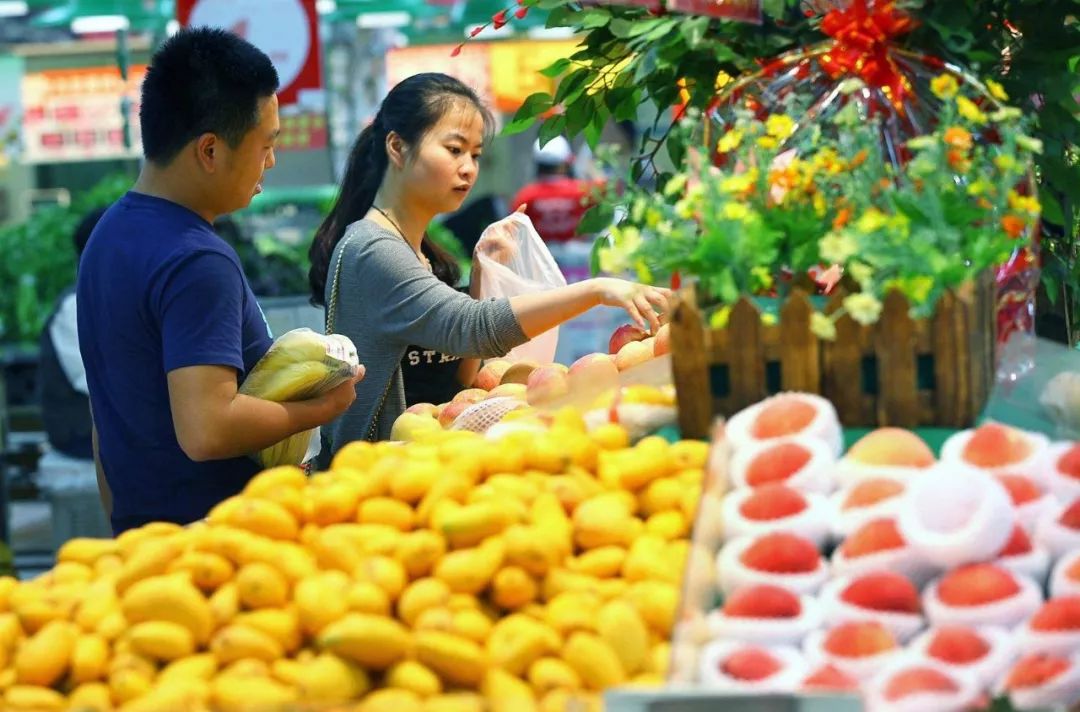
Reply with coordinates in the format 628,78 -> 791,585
0,412 -> 707,712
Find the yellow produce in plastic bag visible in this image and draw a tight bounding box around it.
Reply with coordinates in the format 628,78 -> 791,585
239,328 -> 360,467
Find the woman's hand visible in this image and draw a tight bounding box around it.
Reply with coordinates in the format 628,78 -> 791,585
470,205 -> 526,298
590,278 -> 671,334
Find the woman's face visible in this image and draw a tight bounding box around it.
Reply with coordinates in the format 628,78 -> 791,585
403,102 -> 485,215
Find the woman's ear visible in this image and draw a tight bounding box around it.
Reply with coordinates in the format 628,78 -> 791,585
386,131 -> 407,169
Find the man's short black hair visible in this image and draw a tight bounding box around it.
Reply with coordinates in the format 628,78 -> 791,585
139,27 -> 279,165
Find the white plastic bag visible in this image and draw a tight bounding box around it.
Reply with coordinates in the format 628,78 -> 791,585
239,328 -> 360,467
476,212 -> 568,364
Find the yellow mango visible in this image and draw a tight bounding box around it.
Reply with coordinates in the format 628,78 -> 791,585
386,660 -> 442,697
317,613 -> 410,669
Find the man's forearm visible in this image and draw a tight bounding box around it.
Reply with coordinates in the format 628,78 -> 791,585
181,394 -> 338,462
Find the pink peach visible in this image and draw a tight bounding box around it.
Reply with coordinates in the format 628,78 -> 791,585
472,359 -> 512,390
615,339 -> 655,371
525,363 -> 570,405
452,388 -> 488,405
405,402 -> 439,417
653,323 -> 671,356
486,383 -> 527,400
438,399 -> 473,428
609,324 -> 649,355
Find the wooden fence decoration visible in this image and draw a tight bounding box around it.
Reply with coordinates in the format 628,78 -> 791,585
669,273 -> 997,439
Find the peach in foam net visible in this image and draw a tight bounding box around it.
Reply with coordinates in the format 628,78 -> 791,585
707,583 -> 823,647
908,625 -> 1016,688
830,516 -> 936,588
1049,549 -> 1080,598
720,484 -> 830,546
994,524 -> 1051,582
729,436 -> 835,494
940,422 -> 1049,478
897,464 -> 1015,569
1045,441 -> 1080,502
924,563 -> 1043,629
1034,497 -> 1080,560
725,392 -> 842,456
829,476 -> 908,539
802,621 -> 901,682
817,571 -> 925,643
865,658 -> 980,712
1003,652 -> 1080,711
1015,596 -> 1080,657
697,641 -> 807,692
835,428 -> 936,488
717,531 -> 829,596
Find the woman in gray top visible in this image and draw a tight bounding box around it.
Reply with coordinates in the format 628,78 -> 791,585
308,73 -> 668,452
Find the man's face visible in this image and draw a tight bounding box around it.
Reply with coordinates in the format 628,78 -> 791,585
215,94 -> 279,213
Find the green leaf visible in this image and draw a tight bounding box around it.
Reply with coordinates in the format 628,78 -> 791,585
564,97 -> 593,138
535,0 -> 568,9
540,58 -> 572,79
680,17 -> 710,49
554,68 -> 590,105
538,113 -> 568,147
579,9 -> 613,30
584,103 -> 609,150
579,202 -> 616,236
502,112 -> 538,136
590,233 -> 611,276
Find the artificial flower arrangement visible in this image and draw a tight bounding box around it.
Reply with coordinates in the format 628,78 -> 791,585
597,73 -> 1043,341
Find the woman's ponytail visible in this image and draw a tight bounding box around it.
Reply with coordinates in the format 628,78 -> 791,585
308,121 -> 388,305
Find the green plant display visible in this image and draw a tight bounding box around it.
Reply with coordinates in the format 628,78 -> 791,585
506,0 -> 1080,338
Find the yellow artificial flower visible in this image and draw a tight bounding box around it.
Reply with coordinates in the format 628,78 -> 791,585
906,135 -> 937,151
985,79 -> 1009,102
819,230 -> 857,264
810,312 -> 837,341
765,114 -> 796,140
750,265 -> 774,291
843,293 -> 883,325
717,129 -> 744,153
761,313 -> 778,326
645,208 -> 662,229
1008,190 -> 1041,217
756,136 -> 779,150
709,305 -> 731,329
675,199 -> 695,220
966,178 -> 993,196
722,202 -> 751,221
720,171 -> 757,195
856,208 -> 889,233
847,262 -> 874,287
956,96 -> 988,125
889,276 -> 934,304
994,154 -> 1018,174
990,107 -> 1022,122
930,74 -> 959,100
663,173 -> 688,197
597,226 -> 643,274
813,192 -> 827,217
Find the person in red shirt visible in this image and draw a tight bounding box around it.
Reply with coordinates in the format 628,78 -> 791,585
510,136 -> 594,243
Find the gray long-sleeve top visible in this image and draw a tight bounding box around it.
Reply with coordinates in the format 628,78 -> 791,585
323,218 -> 528,451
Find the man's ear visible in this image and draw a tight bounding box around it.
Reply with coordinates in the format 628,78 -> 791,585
386,131 -> 407,170
194,133 -> 218,173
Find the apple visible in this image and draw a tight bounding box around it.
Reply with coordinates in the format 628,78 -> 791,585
486,383 -> 528,400
568,352 -> 619,387
472,359 -> 512,390
609,324 -> 650,355
653,323 -> 671,356
526,363 -> 570,405
615,339 -> 655,371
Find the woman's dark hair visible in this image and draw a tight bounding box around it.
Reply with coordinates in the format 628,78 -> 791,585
140,27 -> 279,165
308,73 -> 493,305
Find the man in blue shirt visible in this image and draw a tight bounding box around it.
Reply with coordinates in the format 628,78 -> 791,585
77,28 -> 361,533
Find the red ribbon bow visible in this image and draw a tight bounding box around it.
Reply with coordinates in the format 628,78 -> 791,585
818,0 -> 916,110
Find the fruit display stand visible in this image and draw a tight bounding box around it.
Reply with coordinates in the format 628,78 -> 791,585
0,406 -> 710,711
654,391 -> 1080,711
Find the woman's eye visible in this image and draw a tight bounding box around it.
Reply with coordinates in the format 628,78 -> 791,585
472,154 -> 482,161
448,146 -> 462,155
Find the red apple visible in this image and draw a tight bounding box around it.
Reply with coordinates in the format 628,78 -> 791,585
609,324 -> 649,355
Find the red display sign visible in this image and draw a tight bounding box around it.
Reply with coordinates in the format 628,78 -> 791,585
176,0 -> 323,109
667,0 -> 762,23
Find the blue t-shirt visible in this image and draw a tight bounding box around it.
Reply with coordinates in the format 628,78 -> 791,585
76,191 -> 274,533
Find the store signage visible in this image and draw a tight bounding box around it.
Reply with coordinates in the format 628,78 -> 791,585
388,40 -> 578,115
0,55 -> 21,166
21,65 -> 146,164
176,0 -> 323,110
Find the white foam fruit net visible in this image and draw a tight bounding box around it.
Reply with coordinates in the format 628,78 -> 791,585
450,397 -> 529,433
